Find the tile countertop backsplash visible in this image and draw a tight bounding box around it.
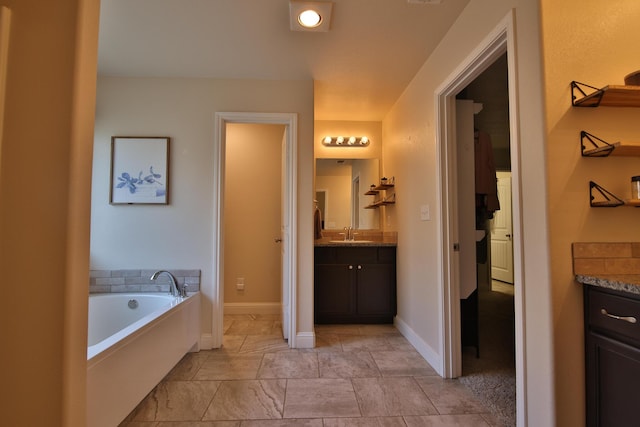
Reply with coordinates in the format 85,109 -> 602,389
573,242 -> 640,295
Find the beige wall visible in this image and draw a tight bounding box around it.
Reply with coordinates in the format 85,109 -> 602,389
91,76 -> 315,339
383,0 -> 554,425
541,0 -> 640,424
224,123 -> 284,304
0,0 -> 99,425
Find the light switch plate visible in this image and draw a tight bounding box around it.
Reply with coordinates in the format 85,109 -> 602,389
420,204 -> 430,221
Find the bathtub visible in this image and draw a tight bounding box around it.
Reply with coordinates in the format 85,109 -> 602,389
87,292 -> 200,427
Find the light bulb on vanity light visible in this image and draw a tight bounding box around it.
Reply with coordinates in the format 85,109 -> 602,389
323,136 -> 332,145
348,137 -> 356,145
360,136 -> 369,145
336,136 -> 344,145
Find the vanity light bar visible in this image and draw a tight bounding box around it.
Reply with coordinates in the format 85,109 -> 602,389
322,136 -> 370,147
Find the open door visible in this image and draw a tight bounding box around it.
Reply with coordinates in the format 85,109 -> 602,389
280,129 -> 289,340
490,171 -> 513,283
456,100 -> 478,301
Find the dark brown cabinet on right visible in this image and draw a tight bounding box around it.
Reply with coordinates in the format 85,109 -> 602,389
584,285 -> 640,427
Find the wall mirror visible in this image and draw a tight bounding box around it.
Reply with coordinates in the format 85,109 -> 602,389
315,158 -> 380,230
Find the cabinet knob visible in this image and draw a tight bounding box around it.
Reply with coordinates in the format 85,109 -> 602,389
357,265 -> 362,270
348,265 -> 353,270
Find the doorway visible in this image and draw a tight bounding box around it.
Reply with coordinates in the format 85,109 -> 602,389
213,112 -> 298,349
223,123 -> 285,320
436,12 -> 525,426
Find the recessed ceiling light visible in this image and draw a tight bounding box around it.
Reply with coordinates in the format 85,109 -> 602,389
298,9 -> 322,28
289,1 -> 333,32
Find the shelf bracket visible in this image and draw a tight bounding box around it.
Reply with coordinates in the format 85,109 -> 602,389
581,131 -> 616,157
589,181 -> 624,207
571,81 -> 604,107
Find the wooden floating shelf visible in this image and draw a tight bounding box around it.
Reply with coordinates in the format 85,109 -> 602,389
589,181 -> 640,208
364,201 -> 396,209
572,81 -> 640,108
581,131 -> 640,157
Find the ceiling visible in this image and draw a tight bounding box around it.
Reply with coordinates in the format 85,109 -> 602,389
97,0 -> 470,121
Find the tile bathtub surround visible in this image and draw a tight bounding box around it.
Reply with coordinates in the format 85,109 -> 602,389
572,242 -> 640,276
119,317 -> 499,426
89,269 -> 201,294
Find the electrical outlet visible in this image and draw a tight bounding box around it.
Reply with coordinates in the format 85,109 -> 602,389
236,277 -> 245,291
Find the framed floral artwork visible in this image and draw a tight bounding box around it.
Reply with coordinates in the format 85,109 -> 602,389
110,136 -> 170,204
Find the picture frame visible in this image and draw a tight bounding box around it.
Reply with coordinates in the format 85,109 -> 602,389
110,136 -> 170,204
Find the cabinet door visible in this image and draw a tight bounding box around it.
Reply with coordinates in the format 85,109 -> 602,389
356,263 -> 396,317
586,331 -> 640,427
314,264 -> 355,322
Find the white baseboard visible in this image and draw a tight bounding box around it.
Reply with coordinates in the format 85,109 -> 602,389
200,333 -> 215,350
295,331 -> 315,349
224,302 -> 281,315
394,315 -> 443,376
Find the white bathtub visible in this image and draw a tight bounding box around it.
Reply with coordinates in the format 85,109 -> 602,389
87,292 -> 200,427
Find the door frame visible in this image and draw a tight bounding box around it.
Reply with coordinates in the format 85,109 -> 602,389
435,10 -> 527,425
212,112 -> 298,348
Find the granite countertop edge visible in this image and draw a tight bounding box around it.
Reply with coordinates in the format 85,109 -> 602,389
576,274 -> 640,295
314,241 -> 397,247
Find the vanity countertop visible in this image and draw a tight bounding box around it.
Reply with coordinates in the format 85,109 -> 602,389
576,274 -> 640,296
315,240 -> 397,247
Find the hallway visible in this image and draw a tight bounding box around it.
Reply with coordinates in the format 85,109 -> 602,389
120,315 -> 503,426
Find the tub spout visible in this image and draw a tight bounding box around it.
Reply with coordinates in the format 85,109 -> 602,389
150,270 -> 181,297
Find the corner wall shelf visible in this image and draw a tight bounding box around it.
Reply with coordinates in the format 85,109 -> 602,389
589,181 -> 640,208
580,131 -> 640,157
364,183 -> 395,209
571,81 -> 640,108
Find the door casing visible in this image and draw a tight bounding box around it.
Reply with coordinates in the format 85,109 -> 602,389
435,10 -> 527,426
213,112 -> 298,348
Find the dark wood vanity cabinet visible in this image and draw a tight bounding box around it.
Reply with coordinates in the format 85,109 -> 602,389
584,285 -> 640,427
314,246 -> 396,324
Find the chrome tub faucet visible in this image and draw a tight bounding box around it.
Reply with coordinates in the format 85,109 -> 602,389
150,270 -> 186,297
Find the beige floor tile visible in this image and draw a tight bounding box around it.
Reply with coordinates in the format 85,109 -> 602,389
119,421 -> 160,427
225,319 -> 278,335
322,416 -> 407,426
241,420 -> 324,427
340,335 -> 394,352
202,379 -> 286,421
384,335 -> 418,351
257,351 -> 319,379
358,324 -> 401,336
352,377 -> 438,417
221,335 -> 246,353
283,378 -> 361,418
318,352 -> 381,378
415,377 -> 487,415
154,422 -> 240,426
371,350 -> 438,376
129,381 -> 221,422
403,414 -> 492,426
313,333 -> 343,352
193,353 -> 263,380
163,351 -> 212,381
239,335 -> 290,354
314,324 -> 362,335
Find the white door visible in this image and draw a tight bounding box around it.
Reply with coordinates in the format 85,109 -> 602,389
280,130 -> 289,340
490,171 -> 513,283
456,100 -> 477,299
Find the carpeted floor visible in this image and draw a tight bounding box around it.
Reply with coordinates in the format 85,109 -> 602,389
459,281 -> 516,427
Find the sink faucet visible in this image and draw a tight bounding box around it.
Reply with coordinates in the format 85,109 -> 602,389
150,270 -> 185,297
343,226 -> 357,241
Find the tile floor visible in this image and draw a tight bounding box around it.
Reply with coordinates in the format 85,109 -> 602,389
120,315 -> 501,427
